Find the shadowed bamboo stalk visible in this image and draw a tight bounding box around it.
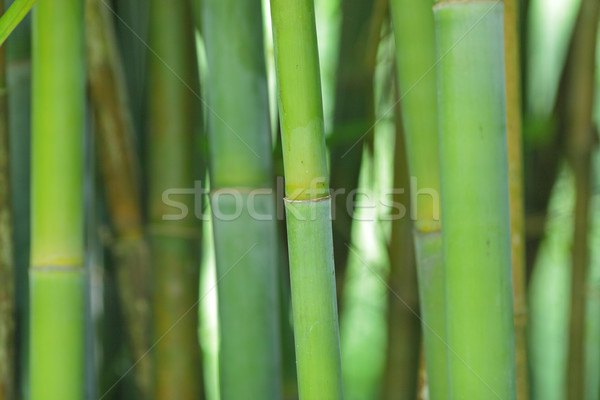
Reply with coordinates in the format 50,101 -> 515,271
383,87 -> 421,400
563,0 -> 600,397
0,0 -> 16,397
5,8 -> 31,398
503,0 -> 529,398
29,0 -> 85,398
200,0 -> 282,397
329,0 -> 386,306
269,0 -> 343,398
389,0 -> 447,398
434,1 -> 517,398
85,0 -> 153,397
147,0 -> 203,398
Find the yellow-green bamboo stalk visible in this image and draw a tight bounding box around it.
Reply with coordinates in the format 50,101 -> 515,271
0,0 -> 16,397
270,0 -> 343,398
147,0 -> 203,398
383,92 -> 421,400
389,0 -> 447,397
503,1 -> 529,398
29,0 -> 85,398
434,1 -> 517,398
200,0 -> 282,397
85,0 -> 152,396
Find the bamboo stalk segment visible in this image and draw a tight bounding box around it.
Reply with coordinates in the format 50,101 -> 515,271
389,0 -> 447,397
434,1 -> 517,398
201,0 -> 282,397
30,0 -> 86,398
269,0 -> 344,397
147,0 -> 203,397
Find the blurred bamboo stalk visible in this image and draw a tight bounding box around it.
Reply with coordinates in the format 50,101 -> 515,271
563,0 -> 600,397
270,0 -> 344,397
382,87 -> 421,400
29,0 -> 85,398
5,5 -> 31,397
0,0 -> 16,398
503,0 -> 529,398
389,0 -> 447,397
147,0 -> 203,398
434,1 -> 516,398
201,0 -> 282,397
329,0 -> 386,305
85,0 -> 152,397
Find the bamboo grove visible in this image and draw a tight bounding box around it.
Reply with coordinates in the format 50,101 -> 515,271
0,0 -> 598,399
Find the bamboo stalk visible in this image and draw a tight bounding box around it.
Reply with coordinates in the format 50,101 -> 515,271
200,0 -> 282,397
503,1 -> 529,398
147,0 -> 203,398
389,0 -> 447,398
0,0 -> 16,397
563,0 -> 600,397
5,7 -> 31,397
329,0 -> 386,306
434,1 -> 516,398
85,0 -> 152,397
29,0 -> 85,398
382,87 -> 421,400
269,0 -> 343,397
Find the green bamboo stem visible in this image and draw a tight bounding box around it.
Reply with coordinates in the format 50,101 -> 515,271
270,0 -> 343,397
0,0 -> 35,47
382,95 -> 420,400
85,0 -> 152,397
329,0 -> 386,306
0,0 -> 16,397
503,1 -> 529,398
389,0 -> 447,398
147,0 -> 203,398
6,6 -> 31,397
563,0 -> 600,397
584,158 -> 600,400
434,1 -> 517,398
200,0 -> 282,397
29,0 -> 85,398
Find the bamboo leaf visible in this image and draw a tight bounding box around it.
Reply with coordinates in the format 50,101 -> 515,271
0,0 -> 36,47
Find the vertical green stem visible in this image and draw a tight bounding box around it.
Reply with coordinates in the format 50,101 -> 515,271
6,5 -> 31,396
270,0 -> 343,398
382,94 -> 421,400
147,0 -> 202,398
389,0 -> 447,398
434,1 -> 516,398
0,0 -> 16,398
85,0 -> 152,396
564,0 -> 600,397
30,0 -> 85,398
503,1 -> 529,398
329,0 -> 386,305
200,0 -> 282,397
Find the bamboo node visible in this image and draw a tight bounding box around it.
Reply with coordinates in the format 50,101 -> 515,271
283,195 -> 331,203
433,0 -> 502,10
